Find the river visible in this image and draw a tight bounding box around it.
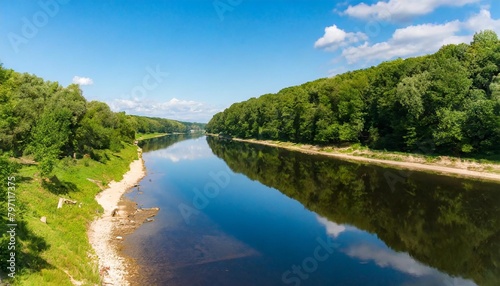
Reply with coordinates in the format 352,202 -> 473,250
123,134 -> 500,286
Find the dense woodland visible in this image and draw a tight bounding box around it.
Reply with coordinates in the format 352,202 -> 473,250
207,137 -> 500,285
0,65 -> 203,175
207,31 -> 500,156
132,115 -> 205,134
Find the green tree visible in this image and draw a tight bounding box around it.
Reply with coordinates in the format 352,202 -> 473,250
26,109 -> 72,176
467,30 -> 500,92
433,108 -> 466,154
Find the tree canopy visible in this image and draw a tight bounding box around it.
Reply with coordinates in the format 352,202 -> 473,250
0,65 -> 204,175
206,31 -> 500,156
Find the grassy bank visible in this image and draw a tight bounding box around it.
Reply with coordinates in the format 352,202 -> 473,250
211,135 -> 500,182
5,143 -> 138,285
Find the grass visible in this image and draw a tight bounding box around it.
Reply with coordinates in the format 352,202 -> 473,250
135,132 -> 169,141
7,143 -> 138,286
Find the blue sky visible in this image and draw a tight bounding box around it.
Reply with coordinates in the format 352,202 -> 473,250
1,0 -> 499,122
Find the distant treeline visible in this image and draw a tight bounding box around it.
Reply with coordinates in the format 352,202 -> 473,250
0,66 -> 203,174
132,116 -> 205,134
139,133 -> 204,152
207,31 -> 500,156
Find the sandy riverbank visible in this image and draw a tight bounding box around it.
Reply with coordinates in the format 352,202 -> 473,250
231,138 -> 500,182
87,148 -> 147,286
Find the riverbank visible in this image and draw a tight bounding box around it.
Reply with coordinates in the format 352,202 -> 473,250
226,137 -> 500,182
135,133 -> 169,141
2,144 -> 141,285
136,132 -> 193,141
88,148 -> 147,286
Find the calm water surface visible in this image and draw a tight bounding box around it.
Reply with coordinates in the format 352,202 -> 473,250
123,135 -> 500,286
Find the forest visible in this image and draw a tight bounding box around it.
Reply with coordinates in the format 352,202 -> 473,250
206,30 -> 500,157
138,133 -> 204,153
0,65 -> 203,175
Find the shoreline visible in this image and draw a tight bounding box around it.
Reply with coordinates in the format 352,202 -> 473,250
135,133 -> 169,141
136,132 -> 192,141
87,148 -> 147,286
227,137 -> 500,182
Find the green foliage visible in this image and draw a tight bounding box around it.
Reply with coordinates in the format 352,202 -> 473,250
26,109 -> 72,175
131,115 -> 192,134
396,71 -> 429,119
0,66 -> 203,166
433,108 -> 466,153
138,133 -> 203,152
468,30 -> 500,91
207,30 -> 500,156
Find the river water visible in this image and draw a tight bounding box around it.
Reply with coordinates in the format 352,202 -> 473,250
123,134 -> 500,286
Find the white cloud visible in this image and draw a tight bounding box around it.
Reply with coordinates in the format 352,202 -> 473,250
345,244 -> 477,285
155,139 -> 213,162
109,97 -> 222,123
335,8 -> 500,64
341,20 -> 468,64
343,0 -> 479,21
346,244 -> 434,276
315,25 -> 368,51
316,216 -> 347,238
72,76 -> 94,86
464,9 -> 500,34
